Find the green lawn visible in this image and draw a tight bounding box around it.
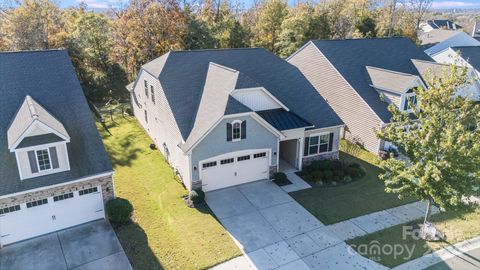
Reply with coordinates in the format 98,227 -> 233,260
290,152 -> 415,225
98,116 -> 241,270
346,208 -> 480,268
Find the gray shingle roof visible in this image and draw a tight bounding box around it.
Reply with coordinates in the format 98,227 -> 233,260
311,38 -> 433,123
17,134 -> 65,149
141,48 -> 343,141
427,20 -> 461,30
366,66 -> 419,94
225,95 -> 252,115
452,46 -> 480,71
7,95 -> 69,149
420,29 -> 460,49
0,50 -> 113,196
256,109 -> 313,131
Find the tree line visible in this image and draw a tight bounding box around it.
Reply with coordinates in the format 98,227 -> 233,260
0,0 -> 432,101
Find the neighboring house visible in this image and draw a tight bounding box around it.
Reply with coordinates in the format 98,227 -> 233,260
0,50 -> 114,247
126,48 -> 344,192
420,19 -> 461,33
472,21 -> 480,39
432,46 -> 480,78
420,29 -> 480,56
288,38 -> 439,154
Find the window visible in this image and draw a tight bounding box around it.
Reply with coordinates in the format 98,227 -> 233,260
36,149 -> 51,171
53,192 -> 74,202
79,187 -> 98,196
0,205 -> 20,214
144,110 -> 148,123
304,133 -> 331,156
403,93 -> 417,111
202,161 -> 217,169
232,122 -> 241,141
220,158 -> 234,165
237,155 -> 250,162
254,152 -> 266,158
27,199 -> 48,208
151,86 -> 155,104
144,80 -> 149,98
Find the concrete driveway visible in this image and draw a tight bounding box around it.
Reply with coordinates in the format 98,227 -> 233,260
0,220 -> 132,270
206,180 -> 387,270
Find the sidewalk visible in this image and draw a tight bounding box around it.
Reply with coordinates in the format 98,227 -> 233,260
392,236 -> 480,270
327,201 -> 440,241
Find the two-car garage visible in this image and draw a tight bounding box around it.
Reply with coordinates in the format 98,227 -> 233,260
0,186 -> 105,246
200,149 -> 271,192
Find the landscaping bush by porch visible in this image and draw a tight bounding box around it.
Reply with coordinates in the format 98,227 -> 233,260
273,172 -> 292,186
298,159 -> 366,187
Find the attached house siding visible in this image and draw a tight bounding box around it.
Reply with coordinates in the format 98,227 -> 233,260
289,43 -> 384,153
131,70 -> 191,189
191,115 -> 278,186
379,91 -> 402,109
302,126 -> 341,165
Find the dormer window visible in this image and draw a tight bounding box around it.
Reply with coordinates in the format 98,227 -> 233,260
36,149 -> 51,171
402,89 -> 418,112
226,120 -> 246,142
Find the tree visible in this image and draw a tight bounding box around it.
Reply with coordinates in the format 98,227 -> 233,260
355,15 -> 377,37
377,65 -> 480,238
1,0 -> 63,50
253,0 -> 289,53
183,16 -> 216,49
409,0 -> 432,32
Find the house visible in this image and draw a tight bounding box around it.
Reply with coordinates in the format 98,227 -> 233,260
288,38 -> 442,154
126,48 -> 344,192
420,29 -> 480,56
472,21 -> 480,39
420,19 -> 461,33
432,46 -> 480,78
0,50 -> 114,247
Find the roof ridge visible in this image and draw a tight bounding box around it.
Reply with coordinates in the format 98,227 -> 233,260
366,66 -> 417,77
25,95 -> 39,119
170,47 -> 264,53
313,37 -> 406,42
0,48 -> 66,55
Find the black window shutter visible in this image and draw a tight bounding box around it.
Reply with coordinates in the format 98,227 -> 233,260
304,137 -> 309,156
27,150 -> 39,173
241,121 -> 246,139
328,132 -> 334,152
226,123 -> 232,141
49,147 -> 59,169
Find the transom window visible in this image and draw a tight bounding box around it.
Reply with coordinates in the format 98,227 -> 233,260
79,187 -> 98,196
232,122 -> 241,141
202,161 -> 217,169
36,149 -> 51,171
0,205 -> 20,214
254,152 -> 266,158
305,134 -> 330,156
237,155 -> 250,162
27,199 -> 48,208
220,158 -> 234,165
53,192 -> 74,202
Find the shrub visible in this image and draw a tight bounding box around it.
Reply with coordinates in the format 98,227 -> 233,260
189,190 -> 205,204
106,198 -> 133,224
323,170 -> 334,181
344,175 -> 353,182
347,165 -> 366,178
273,172 -> 291,186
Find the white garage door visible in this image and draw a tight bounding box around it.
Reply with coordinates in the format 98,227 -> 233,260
201,149 -> 270,192
0,186 -> 104,246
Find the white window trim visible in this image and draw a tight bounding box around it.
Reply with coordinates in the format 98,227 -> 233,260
231,120 -> 242,142
36,148 -> 53,172
305,132 -> 331,157
401,92 -> 418,113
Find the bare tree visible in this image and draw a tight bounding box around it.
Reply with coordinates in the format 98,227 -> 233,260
409,0 -> 432,31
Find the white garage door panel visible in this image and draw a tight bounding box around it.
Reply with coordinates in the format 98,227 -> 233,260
201,150 -> 270,192
0,187 -> 104,246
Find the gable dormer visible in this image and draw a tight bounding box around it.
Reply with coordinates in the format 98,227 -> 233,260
7,96 -> 71,180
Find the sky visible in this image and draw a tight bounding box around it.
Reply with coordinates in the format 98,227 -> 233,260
59,0 -> 480,9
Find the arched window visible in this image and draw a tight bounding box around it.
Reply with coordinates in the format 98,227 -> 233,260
232,121 -> 241,141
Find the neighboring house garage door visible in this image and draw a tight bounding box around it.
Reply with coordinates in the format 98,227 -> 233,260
200,149 -> 270,192
0,186 -> 104,246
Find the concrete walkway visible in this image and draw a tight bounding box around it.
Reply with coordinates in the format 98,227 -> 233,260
281,172 -> 311,193
392,237 -> 480,270
206,180 -> 387,270
327,201 -> 440,241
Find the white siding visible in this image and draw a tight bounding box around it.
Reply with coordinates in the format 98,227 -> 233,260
131,70 -> 192,189
16,142 -> 70,180
231,88 -> 282,111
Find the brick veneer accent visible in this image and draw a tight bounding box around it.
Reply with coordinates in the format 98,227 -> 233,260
0,174 -> 114,209
269,165 -> 278,179
302,151 -> 339,167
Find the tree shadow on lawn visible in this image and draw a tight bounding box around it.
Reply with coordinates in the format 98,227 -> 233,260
101,128 -> 144,168
113,221 -> 164,270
